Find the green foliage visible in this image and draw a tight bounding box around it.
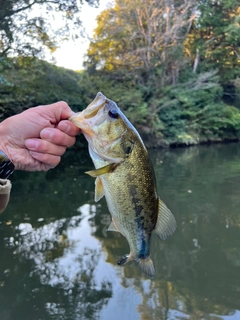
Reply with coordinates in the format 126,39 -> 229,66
155,70 -> 240,145
186,0 -> 240,104
0,57 -> 84,120
80,64 -> 240,146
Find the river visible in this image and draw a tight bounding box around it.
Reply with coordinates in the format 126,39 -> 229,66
0,143 -> 240,320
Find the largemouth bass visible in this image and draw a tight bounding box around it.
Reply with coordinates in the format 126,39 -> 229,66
69,92 -> 176,278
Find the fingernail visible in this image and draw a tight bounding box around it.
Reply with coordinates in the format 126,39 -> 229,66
25,139 -> 39,150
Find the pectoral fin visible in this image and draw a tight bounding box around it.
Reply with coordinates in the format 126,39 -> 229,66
85,163 -> 118,177
94,177 -> 105,202
154,198 -> 176,240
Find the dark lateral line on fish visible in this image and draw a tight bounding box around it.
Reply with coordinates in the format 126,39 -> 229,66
129,185 -> 143,216
136,216 -> 150,259
129,185 -> 149,258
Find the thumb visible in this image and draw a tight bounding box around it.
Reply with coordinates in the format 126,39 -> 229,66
40,101 -> 76,122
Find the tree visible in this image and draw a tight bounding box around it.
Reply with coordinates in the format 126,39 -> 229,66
186,0 -> 240,102
0,0 -> 99,57
82,0 -> 240,146
85,0 -> 197,86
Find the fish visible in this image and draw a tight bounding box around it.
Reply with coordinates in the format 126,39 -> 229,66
69,92 -> 176,278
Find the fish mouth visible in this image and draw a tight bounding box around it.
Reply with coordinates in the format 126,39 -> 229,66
69,92 -> 107,135
82,92 -> 107,119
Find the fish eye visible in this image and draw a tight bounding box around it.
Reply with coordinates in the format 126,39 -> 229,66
108,109 -> 119,119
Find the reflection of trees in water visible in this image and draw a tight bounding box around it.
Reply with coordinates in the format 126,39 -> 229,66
2,204 -> 112,320
119,222 -> 240,320
136,280 -> 238,320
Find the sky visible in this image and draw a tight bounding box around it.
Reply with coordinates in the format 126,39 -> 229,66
49,0 -> 111,70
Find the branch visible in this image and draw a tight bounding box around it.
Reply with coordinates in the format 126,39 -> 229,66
156,99 -> 179,113
193,48 -> 199,73
12,0 -> 61,16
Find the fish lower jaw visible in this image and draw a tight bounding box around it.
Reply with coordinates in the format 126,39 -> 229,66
69,114 -> 94,135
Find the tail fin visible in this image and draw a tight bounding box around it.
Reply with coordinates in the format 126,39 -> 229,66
117,254 -> 155,278
138,257 -> 155,278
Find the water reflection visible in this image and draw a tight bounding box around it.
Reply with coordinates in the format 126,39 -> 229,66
1,205 -> 112,320
0,144 -> 240,319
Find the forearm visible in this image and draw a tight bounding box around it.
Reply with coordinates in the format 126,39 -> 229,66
0,115 -> 28,170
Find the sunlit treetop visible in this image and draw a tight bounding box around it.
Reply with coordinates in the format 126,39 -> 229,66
85,0 -> 197,85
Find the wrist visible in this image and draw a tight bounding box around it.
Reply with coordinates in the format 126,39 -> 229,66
0,123 -> 11,157
0,122 -> 15,175
0,150 -> 15,179
0,140 -> 10,159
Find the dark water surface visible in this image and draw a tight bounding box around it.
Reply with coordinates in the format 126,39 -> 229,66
0,143 -> 240,320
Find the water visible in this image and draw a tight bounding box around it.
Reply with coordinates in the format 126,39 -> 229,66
0,143 -> 240,320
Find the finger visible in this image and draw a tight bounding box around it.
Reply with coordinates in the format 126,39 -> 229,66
51,101 -> 76,120
57,120 -> 80,137
25,138 -> 66,156
40,128 -> 76,147
29,151 -> 61,169
40,101 -> 76,122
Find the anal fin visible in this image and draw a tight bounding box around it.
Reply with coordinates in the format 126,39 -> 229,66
154,198 -> 177,240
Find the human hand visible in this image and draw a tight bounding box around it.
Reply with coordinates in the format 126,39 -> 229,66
0,102 -> 80,171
